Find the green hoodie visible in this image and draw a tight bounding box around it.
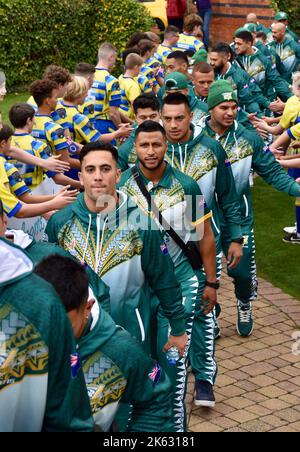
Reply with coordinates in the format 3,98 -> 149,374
165,128 -> 242,246
235,47 -> 292,103
45,192 -> 186,346
269,36 -> 300,83
201,118 -> 300,232
215,62 -> 263,114
79,307 -> 173,432
0,238 -> 93,432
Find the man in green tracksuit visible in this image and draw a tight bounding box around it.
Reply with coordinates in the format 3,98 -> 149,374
234,30 -> 292,106
161,92 -> 243,403
269,22 -> 300,84
0,236 -> 93,432
210,42 -> 265,116
45,141 -> 188,358
119,120 -> 217,421
118,94 -> 161,172
34,254 -> 174,432
198,80 -> 300,336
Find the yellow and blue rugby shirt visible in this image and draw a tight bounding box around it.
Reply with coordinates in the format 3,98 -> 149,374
176,33 -> 204,54
119,76 -> 142,120
90,68 -> 122,121
50,103 -> 101,144
78,94 -> 96,122
155,45 -> 176,66
136,74 -> 152,94
280,95 -> 300,129
140,61 -> 158,92
32,114 -> 69,155
0,176 -> 23,218
0,155 -> 30,200
11,133 -> 56,191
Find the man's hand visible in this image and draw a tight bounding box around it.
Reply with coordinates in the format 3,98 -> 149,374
115,123 -> 132,139
202,286 -> 217,315
269,98 -> 285,114
44,155 -> 70,173
227,242 -> 243,270
163,333 -> 188,358
52,186 -> 79,210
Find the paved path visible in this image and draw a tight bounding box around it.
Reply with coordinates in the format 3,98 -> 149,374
186,272 -> 300,432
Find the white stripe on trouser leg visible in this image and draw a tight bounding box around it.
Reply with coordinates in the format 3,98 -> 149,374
173,276 -> 198,432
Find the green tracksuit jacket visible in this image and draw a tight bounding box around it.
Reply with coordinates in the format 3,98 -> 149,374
269,36 -> 300,84
201,118 -> 300,232
0,238 -> 93,432
45,192 -> 186,347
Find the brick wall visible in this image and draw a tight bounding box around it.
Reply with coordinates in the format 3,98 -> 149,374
210,0 -> 275,45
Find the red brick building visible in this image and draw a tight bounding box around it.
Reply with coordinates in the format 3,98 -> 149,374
210,0 -> 275,44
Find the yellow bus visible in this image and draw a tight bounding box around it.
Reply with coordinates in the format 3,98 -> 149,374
138,0 -> 168,31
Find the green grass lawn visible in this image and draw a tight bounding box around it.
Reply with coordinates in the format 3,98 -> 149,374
1,92 -> 29,124
252,177 -> 300,300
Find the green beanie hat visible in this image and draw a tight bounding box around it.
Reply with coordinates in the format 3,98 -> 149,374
190,48 -> 208,65
275,11 -> 288,21
207,80 -> 238,110
164,72 -> 188,91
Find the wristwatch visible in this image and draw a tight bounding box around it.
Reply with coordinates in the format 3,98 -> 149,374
206,281 -> 220,290
232,237 -> 244,244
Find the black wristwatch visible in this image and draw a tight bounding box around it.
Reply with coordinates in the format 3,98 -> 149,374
232,237 -> 244,244
206,281 -> 220,290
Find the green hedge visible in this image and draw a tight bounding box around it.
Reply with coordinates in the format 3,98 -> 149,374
270,0 -> 300,36
0,0 -> 153,90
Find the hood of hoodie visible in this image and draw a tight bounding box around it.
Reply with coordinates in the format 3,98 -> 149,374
78,300 -> 117,361
0,237 -> 33,289
6,229 -> 33,249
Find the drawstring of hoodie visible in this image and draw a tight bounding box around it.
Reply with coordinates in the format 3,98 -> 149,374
176,144 -> 188,172
82,214 -> 92,264
95,215 -> 108,274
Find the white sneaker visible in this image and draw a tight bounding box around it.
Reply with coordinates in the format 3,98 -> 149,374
283,225 -> 297,235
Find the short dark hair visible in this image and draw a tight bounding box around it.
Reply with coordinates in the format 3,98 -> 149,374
79,141 -> 118,164
75,63 -> 96,77
43,65 -> 72,85
122,48 -> 141,65
135,120 -> 166,140
167,51 -> 189,65
133,94 -> 160,115
0,124 -> 14,142
192,61 -> 214,75
184,49 -> 195,58
138,39 -> 156,57
211,42 -> 234,58
30,79 -> 58,107
162,92 -> 191,112
257,31 -> 267,41
34,255 -> 89,312
235,30 -> 254,44
9,103 -> 35,128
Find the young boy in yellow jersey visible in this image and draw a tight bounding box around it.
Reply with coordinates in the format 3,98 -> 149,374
74,63 -> 96,122
9,103 -> 81,190
119,54 -> 143,120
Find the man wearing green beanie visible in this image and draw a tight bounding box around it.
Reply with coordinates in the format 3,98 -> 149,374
199,79 -> 300,337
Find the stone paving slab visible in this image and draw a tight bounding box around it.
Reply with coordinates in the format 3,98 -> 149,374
187,271 -> 300,432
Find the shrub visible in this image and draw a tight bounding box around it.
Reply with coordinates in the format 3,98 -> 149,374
0,0 -> 153,89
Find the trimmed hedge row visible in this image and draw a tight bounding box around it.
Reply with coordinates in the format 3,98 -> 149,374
0,0 -> 153,89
